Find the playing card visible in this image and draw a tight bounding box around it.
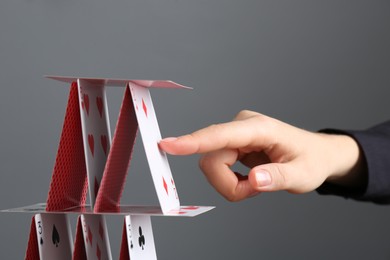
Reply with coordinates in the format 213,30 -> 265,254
94,86 -> 138,212
125,215 -> 157,260
129,83 -> 180,213
165,205 -> 216,217
73,216 -> 87,260
119,218 -> 130,260
2,203 -> 215,217
46,82 -> 88,211
78,79 -> 112,208
35,213 -> 73,260
25,216 -> 39,260
81,214 -> 112,260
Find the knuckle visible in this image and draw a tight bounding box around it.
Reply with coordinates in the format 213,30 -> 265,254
234,110 -> 257,120
251,114 -> 278,139
198,154 -> 215,172
271,164 -> 289,190
237,109 -> 251,116
198,155 -> 208,171
223,192 -> 241,202
199,154 -> 243,203
206,123 -> 223,133
251,113 -> 270,125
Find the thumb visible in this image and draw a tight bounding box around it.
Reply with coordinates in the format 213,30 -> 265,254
248,163 -> 293,192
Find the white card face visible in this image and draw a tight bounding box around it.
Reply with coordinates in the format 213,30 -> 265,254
129,83 -> 180,213
35,213 -> 73,260
81,214 -> 112,260
78,79 -> 112,208
126,215 -> 157,260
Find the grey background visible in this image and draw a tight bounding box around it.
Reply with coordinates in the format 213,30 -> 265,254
1,0 -> 390,259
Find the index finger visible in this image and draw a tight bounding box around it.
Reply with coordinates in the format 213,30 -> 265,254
158,115 -> 276,155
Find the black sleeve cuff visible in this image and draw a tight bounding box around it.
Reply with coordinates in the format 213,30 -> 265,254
317,121 -> 390,204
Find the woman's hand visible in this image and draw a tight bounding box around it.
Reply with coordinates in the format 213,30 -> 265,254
159,110 -> 365,202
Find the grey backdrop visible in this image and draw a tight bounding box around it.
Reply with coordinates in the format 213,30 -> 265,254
1,0 -> 390,259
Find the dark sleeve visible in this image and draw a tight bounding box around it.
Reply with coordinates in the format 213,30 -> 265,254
316,120 -> 390,204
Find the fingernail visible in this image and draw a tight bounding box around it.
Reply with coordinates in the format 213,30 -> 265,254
160,137 -> 178,143
255,171 -> 271,187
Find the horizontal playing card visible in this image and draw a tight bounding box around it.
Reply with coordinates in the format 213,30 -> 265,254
2,203 -> 215,217
46,76 -> 192,89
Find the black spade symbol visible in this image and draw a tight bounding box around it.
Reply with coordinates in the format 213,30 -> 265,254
40,237 -> 43,245
138,226 -> 145,250
52,225 -> 60,247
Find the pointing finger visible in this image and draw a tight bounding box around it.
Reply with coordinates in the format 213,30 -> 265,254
159,115 -> 277,155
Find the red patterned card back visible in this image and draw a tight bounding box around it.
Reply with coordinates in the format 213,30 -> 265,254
46,82 -> 88,211
72,216 -> 87,260
119,218 -> 130,260
94,86 -> 137,212
25,216 -> 39,260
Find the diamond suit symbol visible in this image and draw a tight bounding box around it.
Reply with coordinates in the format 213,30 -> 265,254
142,98 -> 147,117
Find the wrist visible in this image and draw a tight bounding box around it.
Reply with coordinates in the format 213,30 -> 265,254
321,133 -> 366,188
